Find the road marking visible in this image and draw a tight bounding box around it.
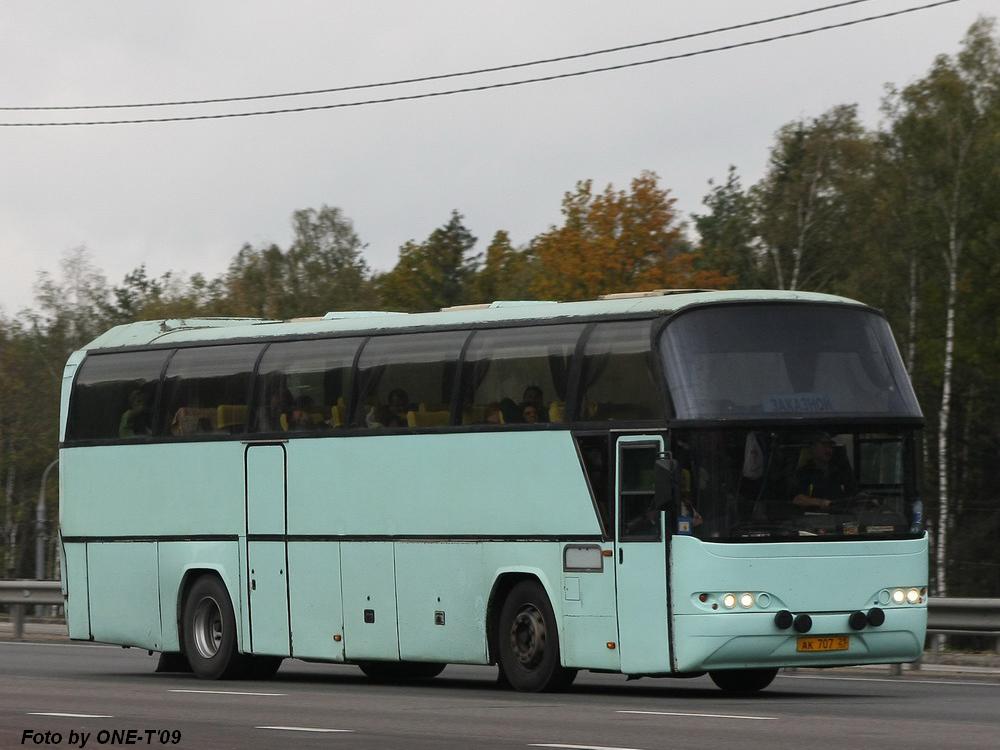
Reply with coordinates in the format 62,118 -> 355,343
529,745 -> 646,750
28,713 -> 113,718
618,709 -> 778,721
779,674 -> 1000,687
170,689 -> 286,696
257,727 -> 353,733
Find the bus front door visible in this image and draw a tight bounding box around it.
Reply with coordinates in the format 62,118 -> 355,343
614,435 -> 671,675
244,444 -> 291,657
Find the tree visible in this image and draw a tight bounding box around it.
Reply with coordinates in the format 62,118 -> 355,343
751,105 -> 873,290
694,167 -> 763,287
376,211 -> 478,312
531,171 -> 731,301
468,230 -> 536,303
223,205 -> 374,318
883,18 -> 1000,597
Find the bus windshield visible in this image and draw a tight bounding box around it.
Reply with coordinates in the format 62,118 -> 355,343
660,304 -> 921,420
672,427 -> 921,542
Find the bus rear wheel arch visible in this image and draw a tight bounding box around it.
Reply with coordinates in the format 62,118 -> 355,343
708,667 -> 778,693
496,579 -> 577,692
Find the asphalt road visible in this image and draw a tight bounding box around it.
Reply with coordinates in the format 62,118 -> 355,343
2,641 -> 998,750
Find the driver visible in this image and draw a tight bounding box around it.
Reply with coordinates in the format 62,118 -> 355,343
791,432 -> 856,512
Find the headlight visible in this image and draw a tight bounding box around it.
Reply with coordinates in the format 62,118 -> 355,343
739,593 -> 755,608
906,588 -> 920,604
892,589 -> 906,604
722,593 -> 737,609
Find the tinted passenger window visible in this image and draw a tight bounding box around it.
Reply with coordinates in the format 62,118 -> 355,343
252,338 -> 362,433
68,350 -> 170,441
578,321 -> 664,422
355,331 -> 468,429
459,324 -> 585,425
158,344 -> 263,436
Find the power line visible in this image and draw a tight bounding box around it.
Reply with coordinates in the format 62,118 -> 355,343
1,0 -> 883,112
0,0 -> 961,128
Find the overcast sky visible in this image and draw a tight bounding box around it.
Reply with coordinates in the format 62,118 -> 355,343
1,0 -> 994,315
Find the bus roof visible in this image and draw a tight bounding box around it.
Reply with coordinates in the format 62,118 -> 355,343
80,289 -> 864,351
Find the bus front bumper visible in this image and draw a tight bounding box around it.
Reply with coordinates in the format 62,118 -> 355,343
672,607 -> 926,672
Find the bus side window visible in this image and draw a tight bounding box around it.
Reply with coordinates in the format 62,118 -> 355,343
578,320 -> 664,423
458,324 -> 585,426
251,338 -> 361,434
67,349 -> 171,441
157,344 -> 263,437
354,331 -> 468,430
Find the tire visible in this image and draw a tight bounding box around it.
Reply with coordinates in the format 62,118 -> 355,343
358,661 -> 446,683
709,668 -> 778,693
497,580 -> 577,692
243,655 -> 283,680
181,575 -> 244,680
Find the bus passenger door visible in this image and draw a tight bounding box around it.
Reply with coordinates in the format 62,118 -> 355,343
614,435 -> 671,674
245,444 -> 291,656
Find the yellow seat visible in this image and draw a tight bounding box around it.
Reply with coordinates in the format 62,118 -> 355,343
548,401 -> 565,423
217,404 -> 248,431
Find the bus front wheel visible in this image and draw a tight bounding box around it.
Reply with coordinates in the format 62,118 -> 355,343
497,580 -> 577,692
709,668 -> 778,693
181,575 -> 243,680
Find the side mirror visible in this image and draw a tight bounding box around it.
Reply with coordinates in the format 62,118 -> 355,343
654,457 -> 675,516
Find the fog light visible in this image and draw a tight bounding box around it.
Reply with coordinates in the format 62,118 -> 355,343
892,589 -> 905,604
793,613 -> 813,633
848,611 -> 868,630
722,593 -> 737,609
774,610 -> 793,629
867,607 -> 885,626
906,588 -> 920,604
739,593 -> 755,608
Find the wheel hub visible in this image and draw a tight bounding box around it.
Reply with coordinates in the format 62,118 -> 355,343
509,604 -> 547,668
192,595 -> 224,659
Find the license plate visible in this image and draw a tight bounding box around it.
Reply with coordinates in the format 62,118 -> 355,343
796,635 -> 850,653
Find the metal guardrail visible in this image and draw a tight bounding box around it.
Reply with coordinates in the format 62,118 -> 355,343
927,597 -> 1000,636
0,580 -> 64,639
2,581 -> 1000,650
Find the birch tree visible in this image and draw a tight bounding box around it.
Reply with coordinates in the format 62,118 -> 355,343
751,105 -> 872,290
885,18 -> 1000,596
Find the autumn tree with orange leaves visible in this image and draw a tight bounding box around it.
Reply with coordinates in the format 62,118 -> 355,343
530,171 -> 732,301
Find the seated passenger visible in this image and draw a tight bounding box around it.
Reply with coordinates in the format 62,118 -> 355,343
118,389 -> 152,438
286,395 -> 318,431
498,397 -> 520,424
369,388 -> 410,428
792,432 -> 857,512
262,386 -> 293,432
521,402 -> 540,424
484,402 -> 503,425
521,385 -> 548,423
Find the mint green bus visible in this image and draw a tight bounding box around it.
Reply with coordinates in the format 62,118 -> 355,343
59,290 -> 927,693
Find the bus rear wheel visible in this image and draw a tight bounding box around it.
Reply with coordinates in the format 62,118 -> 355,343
358,661 -> 446,682
709,668 -> 778,693
182,575 -> 244,680
497,580 -> 577,692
